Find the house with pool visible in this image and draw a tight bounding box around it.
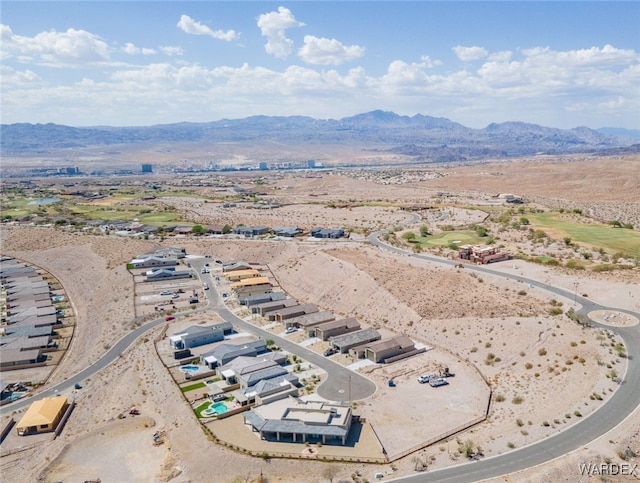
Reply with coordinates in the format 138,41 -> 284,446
243,397 -> 353,445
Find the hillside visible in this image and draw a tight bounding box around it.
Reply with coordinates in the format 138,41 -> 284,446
1,110 -> 635,161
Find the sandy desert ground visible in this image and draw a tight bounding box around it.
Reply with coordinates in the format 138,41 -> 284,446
1,156 -> 639,483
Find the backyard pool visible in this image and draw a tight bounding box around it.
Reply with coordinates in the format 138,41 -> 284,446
180,364 -> 200,373
201,402 -> 228,417
52,295 -> 65,302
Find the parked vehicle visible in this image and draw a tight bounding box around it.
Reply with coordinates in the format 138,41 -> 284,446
171,293 -> 179,299
74,383 -> 82,390
165,315 -> 175,321
417,374 -> 434,384
285,326 -> 297,334
203,283 -> 209,290
160,290 -> 172,296
323,347 -> 338,356
429,377 -> 449,387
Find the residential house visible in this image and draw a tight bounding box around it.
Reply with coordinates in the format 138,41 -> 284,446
285,311 -> 336,330
310,228 -> 346,239
231,277 -> 271,290
271,304 -> 318,322
252,298 -> 298,317
233,226 -> 270,237
169,322 -> 233,350
200,340 -> 268,369
145,267 -> 192,281
128,255 -> 178,269
244,397 -> 353,445
222,261 -> 253,272
359,335 -> 417,363
0,348 -> 44,368
272,226 -> 302,237
240,292 -> 287,307
225,269 -> 262,282
330,328 -> 381,353
16,396 -> 68,435
312,318 -> 360,341
237,365 -> 289,389
233,284 -> 274,298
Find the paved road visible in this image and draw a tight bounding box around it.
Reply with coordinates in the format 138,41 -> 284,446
0,316 -> 168,415
367,229 -> 640,483
193,259 -> 377,401
3,234 -> 638,483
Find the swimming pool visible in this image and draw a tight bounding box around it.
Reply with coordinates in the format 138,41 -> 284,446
52,295 -> 64,302
201,401 -> 228,417
180,364 -> 200,373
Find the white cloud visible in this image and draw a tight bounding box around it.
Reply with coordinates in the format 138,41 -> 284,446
418,55 -> 442,68
521,44 -> 637,68
453,45 -> 488,62
1,23 -> 110,66
2,32 -> 637,129
122,43 -> 156,55
177,15 -> 237,41
257,6 -> 305,59
487,51 -> 512,62
0,64 -> 41,86
160,46 -> 184,57
297,35 -> 365,65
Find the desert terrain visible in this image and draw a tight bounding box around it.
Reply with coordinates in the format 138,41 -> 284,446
0,154 -> 639,483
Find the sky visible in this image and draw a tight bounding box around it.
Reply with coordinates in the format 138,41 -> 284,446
1,1 -> 639,129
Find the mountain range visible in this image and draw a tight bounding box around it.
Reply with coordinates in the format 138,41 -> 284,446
2,111 -> 639,162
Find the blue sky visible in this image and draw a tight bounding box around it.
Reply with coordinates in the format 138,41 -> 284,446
1,1 -> 639,129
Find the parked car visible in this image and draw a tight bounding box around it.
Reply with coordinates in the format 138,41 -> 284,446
165,315 -> 175,321
429,377 -> 449,387
203,283 -> 209,290
74,383 -> 82,390
171,293 -> 179,299
417,374 -> 434,384
285,326 -> 297,334
323,347 -> 338,356
160,290 -> 172,296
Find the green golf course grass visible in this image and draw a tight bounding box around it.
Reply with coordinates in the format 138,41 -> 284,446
416,231 -> 483,247
528,213 -> 640,258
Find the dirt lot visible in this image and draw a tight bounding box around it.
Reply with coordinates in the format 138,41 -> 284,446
0,155 -> 638,483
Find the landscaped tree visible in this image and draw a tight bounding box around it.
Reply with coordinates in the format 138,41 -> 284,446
419,224 -> 431,237
191,224 -> 206,235
402,231 -> 416,241
519,217 -> 529,225
222,224 -> 232,234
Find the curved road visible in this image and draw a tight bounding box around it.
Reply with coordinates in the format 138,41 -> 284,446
367,229 -> 640,482
0,258 -> 377,416
2,232 -> 638,483
192,259 -> 376,401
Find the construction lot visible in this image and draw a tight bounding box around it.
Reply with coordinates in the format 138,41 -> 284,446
355,350 -> 490,460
